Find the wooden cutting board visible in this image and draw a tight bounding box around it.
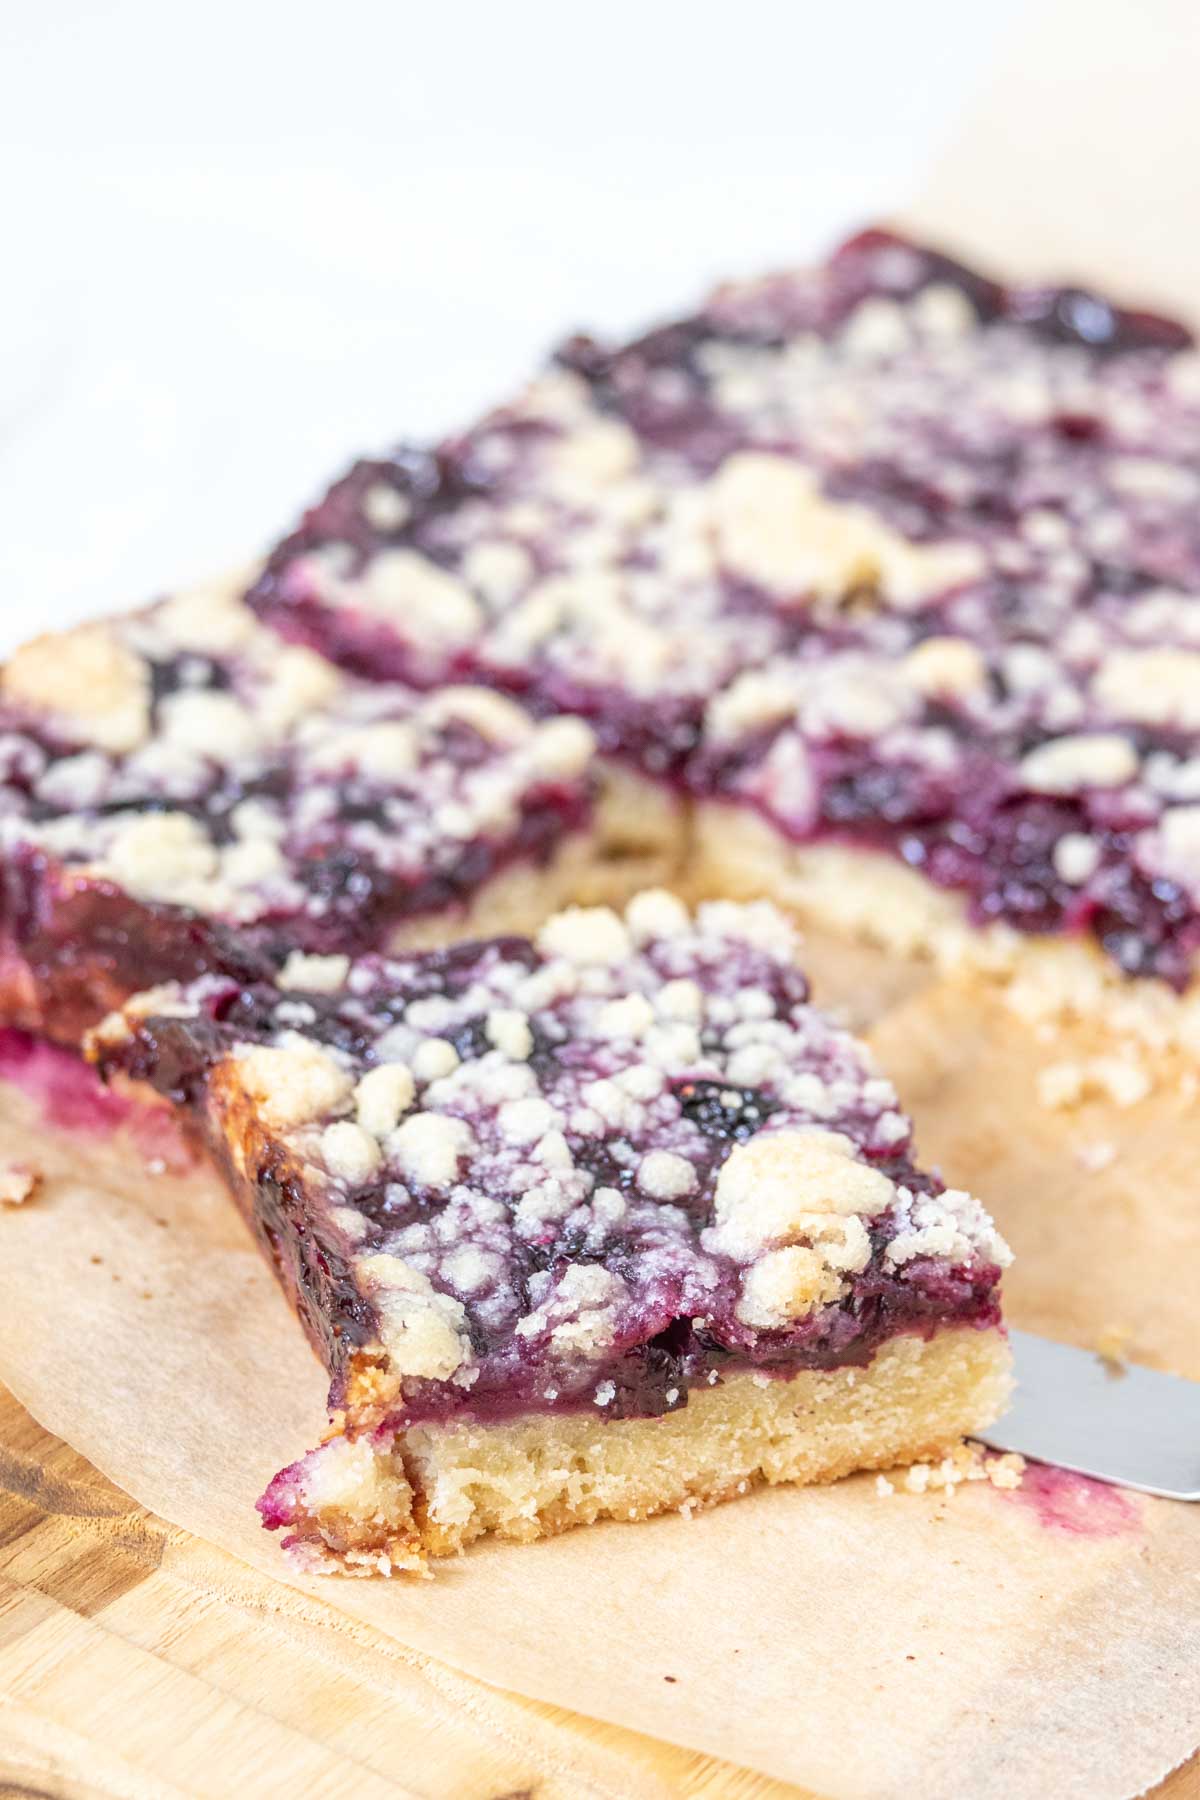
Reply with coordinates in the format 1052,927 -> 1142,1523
0,1384 -> 804,1800
1,1378 -> 1195,1799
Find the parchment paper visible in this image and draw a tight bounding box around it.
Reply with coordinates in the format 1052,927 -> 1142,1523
908,0 -> 1200,319
7,8 -> 1200,1778
0,967 -> 1197,1800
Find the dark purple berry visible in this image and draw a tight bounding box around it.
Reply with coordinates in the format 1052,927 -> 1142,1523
674,1079 -> 778,1142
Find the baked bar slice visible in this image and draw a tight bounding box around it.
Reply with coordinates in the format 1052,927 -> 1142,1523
244,360 -> 795,785
91,891 -> 1011,1574
249,229 -> 1200,1037
0,583 -> 679,1044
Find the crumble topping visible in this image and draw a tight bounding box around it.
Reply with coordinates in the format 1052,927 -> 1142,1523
235,1037 -> 355,1132
0,1163 -> 38,1206
320,1119 -> 383,1184
358,549 -> 482,646
736,1244 -> 844,1328
1093,648 -> 1200,729
710,1129 -> 892,1251
537,904 -> 633,966
354,1062 -> 416,1136
96,893 -> 1009,1427
1018,734 -> 1139,795
354,1252 -> 473,1382
3,624 -> 152,755
279,952 -> 351,993
707,451 -> 983,607
900,636 -> 989,700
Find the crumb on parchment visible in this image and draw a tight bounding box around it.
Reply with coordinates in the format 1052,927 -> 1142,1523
1075,1139 -> 1117,1174
1037,1055 -> 1151,1112
875,1441 -> 1025,1497
0,1163 -> 38,1206
1095,1324 -> 1134,1369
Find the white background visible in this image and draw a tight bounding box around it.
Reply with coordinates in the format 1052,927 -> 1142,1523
1,2 -> 1017,640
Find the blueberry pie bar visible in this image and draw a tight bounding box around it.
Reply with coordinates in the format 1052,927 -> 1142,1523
250,230 -> 1200,1043
0,584 -> 675,1044
91,893 -> 1011,1573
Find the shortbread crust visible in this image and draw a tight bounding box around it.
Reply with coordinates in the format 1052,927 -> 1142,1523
264,1328 -> 1010,1573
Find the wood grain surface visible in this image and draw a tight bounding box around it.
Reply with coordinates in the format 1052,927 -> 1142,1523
0,1385 -> 1195,1799
0,1385 -> 803,1800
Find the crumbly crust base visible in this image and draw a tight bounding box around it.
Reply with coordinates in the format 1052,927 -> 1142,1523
688,803 -> 1200,1058
273,1324 -> 1012,1574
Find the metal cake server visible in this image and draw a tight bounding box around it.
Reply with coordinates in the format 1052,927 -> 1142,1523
978,1329 -> 1200,1501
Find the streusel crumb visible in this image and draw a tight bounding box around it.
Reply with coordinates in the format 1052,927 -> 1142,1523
884,1441 -> 1026,1496
0,1164 -> 38,1206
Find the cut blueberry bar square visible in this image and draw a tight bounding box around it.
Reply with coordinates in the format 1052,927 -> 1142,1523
91,892 -> 1011,1575
0,582 -> 677,1045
